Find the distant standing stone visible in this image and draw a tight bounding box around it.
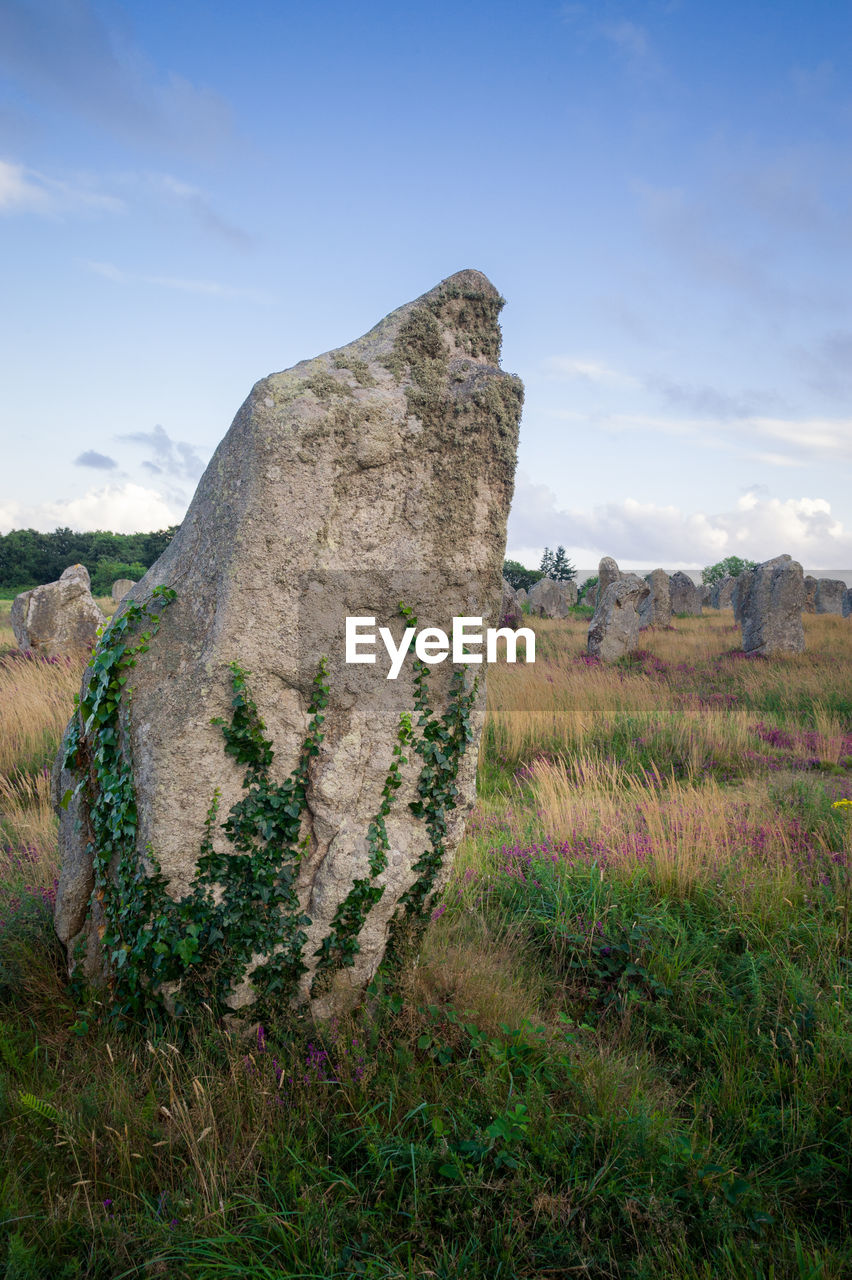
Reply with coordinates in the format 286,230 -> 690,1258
814,578 -> 846,615
598,557 -> 620,598
11,564 -> 105,660
844,588 -> 852,619
669,571 -> 701,616
111,578 -> 137,603
587,574 -> 650,661
499,579 -> 523,629
711,576 -> 736,610
639,568 -> 672,629
803,576 -> 818,614
732,578 -> 744,623
738,554 -> 805,656
527,577 -> 576,618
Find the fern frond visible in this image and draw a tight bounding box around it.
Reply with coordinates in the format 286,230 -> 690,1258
18,1092 -> 62,1124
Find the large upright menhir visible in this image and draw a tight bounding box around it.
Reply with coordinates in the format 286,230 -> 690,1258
53,270 -> 523,1018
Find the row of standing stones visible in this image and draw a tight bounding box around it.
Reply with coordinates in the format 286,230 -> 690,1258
15,270 -> 526,1022
500,556 -> 851,664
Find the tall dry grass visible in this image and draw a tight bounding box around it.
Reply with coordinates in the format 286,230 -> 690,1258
0,768 -> 59,894
468,607 -> 852,922
525,755 -> 836,898
0,652 -> 81,778
0,600 -> 15,653
485,610 -> 852,775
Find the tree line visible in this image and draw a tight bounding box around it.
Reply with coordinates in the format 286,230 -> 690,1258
3,528 -> 755,602
0,527 -> 179,596
503,550 -> 756,595
503,545 -> 576,592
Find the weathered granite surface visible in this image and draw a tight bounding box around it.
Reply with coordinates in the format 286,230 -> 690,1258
738,554 -> 805,656
638,568 -> 671,629
814,578 -> 846,615
111,578 -> 137,603
499,578 -> 523,629
669,571 -> 701,616
711,576 -> 736,610
527,577 -> 577,618
11,565 -> 105,659
587,574 -> 649,661
54,269 -> 523,1017
598,557 -> 620,598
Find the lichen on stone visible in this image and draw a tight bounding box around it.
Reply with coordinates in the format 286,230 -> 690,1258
333,354 -> 377,388
303,370 -> 355,400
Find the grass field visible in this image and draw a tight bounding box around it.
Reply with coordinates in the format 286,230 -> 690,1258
0,605 -> 850,1278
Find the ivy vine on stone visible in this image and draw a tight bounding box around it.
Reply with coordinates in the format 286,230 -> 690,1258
65,589 -> 477,1024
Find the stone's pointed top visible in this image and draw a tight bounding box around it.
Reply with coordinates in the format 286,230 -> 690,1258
60,563 -> 91,586
420,268 -> 502,303
348,267 -> 509,372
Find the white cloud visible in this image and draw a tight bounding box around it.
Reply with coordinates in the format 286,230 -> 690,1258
544,408 -> 698,439
0,158 -> 124,215
540,401 -> 852,463
506,471 -> 852,568
542,355 -> 639,385
750,416 -> 852,461
145,275 -> 263,299
85,259 -> 127,282
0,483 -> 185,536
83,258 -> 272,303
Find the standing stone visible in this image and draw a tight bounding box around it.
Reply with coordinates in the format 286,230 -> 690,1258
698,584 -> 712,606
639,568 -> 671,629
499,579 -> 522,629
814,578 -> 846,615
582,581 -> 597,608
516,587 -> 528,606
587,574 -> 650,661
669,571 -> 701,615
732,578 -> 744,623
803,576 -> 818,614
527,577 -> 576,618
598,557 -> 620,598
844,588 -> 852,619
111,578 -> 137,603
53,269 -> 523,1019
11,565 -> 105,660
711,575 -> 736,610
738,554 -> 805,656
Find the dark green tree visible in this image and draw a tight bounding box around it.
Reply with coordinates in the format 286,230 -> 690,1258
502,559 -> 544,592
540,545 -> 576,583
90,559 -> 149,596
0,525 -> 181,590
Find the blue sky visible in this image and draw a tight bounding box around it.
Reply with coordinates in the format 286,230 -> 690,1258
1,0 -> 851,569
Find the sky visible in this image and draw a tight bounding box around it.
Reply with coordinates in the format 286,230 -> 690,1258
1,0 -> 851,572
